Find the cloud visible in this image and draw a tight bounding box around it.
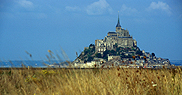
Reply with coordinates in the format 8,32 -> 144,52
65,6 -> 81,11
120,4 -> 138,16
86,0 -> 112,15
17,0 -> 34,9
147,1 -> 171,15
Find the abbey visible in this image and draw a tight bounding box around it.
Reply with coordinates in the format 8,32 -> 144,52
72,15 -> 171,68
95,15 -> 137,54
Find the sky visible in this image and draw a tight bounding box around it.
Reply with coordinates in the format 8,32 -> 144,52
0,0 -> 182,61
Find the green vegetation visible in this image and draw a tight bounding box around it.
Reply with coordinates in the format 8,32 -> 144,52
78,43 -> 143,62
136,50 -> 143,55
78,44 -> 96,62
0,67 -> 181,94
95,53 -> 102,58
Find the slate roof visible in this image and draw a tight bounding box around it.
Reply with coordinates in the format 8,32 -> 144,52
108,32 -> 117,34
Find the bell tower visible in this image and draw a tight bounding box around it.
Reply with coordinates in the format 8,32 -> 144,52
116,13 -> 121,32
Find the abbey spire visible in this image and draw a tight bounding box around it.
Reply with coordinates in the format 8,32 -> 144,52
116,13 -> 121,27
116,12 -> 121,32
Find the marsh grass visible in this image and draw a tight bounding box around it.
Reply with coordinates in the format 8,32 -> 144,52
0,67 -> 182,95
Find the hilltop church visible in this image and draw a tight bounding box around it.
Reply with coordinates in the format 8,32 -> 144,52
95,15 -> 137,54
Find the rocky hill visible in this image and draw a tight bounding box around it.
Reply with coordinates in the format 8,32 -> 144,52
73,15 -> 171,68
74,44 -> 171,68
77,44 -> 142,62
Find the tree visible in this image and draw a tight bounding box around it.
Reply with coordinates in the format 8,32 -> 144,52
103,50 -> 109,57
116,47 -> 120,52
89,44 -> 95,52
89,44 -> 95,47
126,54 -> 132,58
103,50 -> 109,60
113,43 -> 118,48
95,53 -> 102,58
84,49 -> 89,55
136,50 -> 143,55
151,53 -> 155,57
120,53 -> 125,58
87,56 -> 93,62
110,50 -> 116,55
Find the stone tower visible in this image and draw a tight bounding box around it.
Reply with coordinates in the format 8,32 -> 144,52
116,14 -> 130,37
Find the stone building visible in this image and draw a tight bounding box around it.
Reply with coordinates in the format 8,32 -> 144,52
95,15 -> 137,54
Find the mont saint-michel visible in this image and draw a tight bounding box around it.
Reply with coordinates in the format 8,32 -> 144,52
73,15 -> 171,68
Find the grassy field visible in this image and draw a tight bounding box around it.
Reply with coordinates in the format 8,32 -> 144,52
0,67 -> 182,95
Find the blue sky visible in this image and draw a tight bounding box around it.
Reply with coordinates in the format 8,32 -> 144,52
0,0 -> 182,61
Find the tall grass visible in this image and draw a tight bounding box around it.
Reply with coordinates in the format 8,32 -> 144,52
0,67 -> 181,95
